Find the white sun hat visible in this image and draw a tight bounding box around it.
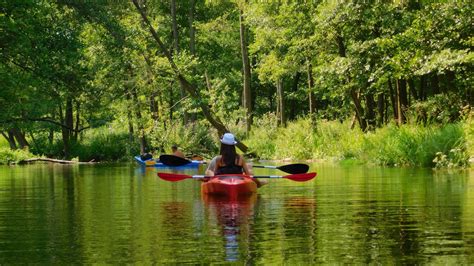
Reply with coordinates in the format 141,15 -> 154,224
220,133 -> 238,145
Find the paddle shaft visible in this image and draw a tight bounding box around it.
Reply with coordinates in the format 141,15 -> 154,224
158,172 -> 316,182
159,155 -> 309,174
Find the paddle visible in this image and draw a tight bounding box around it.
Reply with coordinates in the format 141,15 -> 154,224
159,154 -> 309,174
157,172 -> 317,182
252,163 -> 309,174
159,154 -> 198,166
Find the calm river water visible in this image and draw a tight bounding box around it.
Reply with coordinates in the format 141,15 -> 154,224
0,163 -> 473,264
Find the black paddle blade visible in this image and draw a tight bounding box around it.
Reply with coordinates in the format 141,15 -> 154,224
278,163 -> 309,174
159,154 -> 191,166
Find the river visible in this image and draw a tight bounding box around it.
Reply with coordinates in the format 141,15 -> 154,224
0,163 -> 473,264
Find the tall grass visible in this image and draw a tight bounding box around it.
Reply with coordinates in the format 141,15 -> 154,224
246,113 -> 279,159
463,109 -> 474,160
362,124 -> 466,167
148,121 -> 219,158
26,126 -> 139,162
244,116 -> 470,168
73,127 -> 139,162
2,111 -> 471,167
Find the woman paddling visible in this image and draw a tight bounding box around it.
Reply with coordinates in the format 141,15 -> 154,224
205,133 -> 266,187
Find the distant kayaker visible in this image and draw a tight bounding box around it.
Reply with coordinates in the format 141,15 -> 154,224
205,133 -> 266,187
171,144 -> 185,158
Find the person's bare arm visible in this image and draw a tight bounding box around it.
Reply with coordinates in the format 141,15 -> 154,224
204,156 -> 218,177
241,156 -> 253,175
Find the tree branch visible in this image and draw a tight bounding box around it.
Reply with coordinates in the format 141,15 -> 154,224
130,0 -> 249,152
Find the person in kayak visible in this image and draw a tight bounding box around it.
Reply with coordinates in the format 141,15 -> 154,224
171,144 -> 185,158
205,133 -> 266,187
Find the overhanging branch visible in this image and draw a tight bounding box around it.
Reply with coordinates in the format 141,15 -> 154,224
131,0 -> 248,152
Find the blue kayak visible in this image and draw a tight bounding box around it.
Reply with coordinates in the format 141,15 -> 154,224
134,156 -> 203,168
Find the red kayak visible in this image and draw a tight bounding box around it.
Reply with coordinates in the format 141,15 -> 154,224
157,172 -> 317,198
201,174 -> 257,197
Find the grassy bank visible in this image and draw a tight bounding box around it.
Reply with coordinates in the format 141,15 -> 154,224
245,115 -> 472,168
1,113 -> 472,167
0,126 -> 139,164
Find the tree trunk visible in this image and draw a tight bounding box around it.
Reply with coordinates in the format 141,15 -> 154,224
276,78 -> 286,127
388,78 -> 398,122
350,89 -> 367,132
150,93 -> 159,123
289,72 -> 301,120
189,0 -> 196,55
2,130 -> 17,150
408,78 -> 418,101
419,75 -> 426,100
445,70 -> 455,93
396,79 -> 408,125
170,0 -> 187,124
431,74 -> 440,95
171,0 -> 179,54
239,8 -> 252,134
307,62 -> 317,128
307,62 -> 316,114
13,129 -> 29,149
73,101 -> 80,142
377,93 -> 385,127
125,92 -> 135,144
365,92 -> 376,130
132,0 -> 248,152
131,88 -> 147,154
336,33 -> 366,131
61,97 -> 74,158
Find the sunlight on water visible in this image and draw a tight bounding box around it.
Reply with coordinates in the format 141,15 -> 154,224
0,163 -> 473,264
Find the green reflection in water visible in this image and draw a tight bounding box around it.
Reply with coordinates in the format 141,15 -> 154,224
0,164 -> 473,264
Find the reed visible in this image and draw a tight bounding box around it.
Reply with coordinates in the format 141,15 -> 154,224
244,117 -> 469,168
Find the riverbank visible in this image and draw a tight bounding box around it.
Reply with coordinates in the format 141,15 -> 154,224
1,117 -> 473,168
244,117 -> 473,168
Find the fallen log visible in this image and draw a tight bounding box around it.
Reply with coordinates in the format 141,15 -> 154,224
18,158 -> 95,164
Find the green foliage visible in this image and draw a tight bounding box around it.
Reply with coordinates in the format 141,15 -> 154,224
0,138 -> 8,149
462,108 -> 474,162
1,1 -> 472,166
0,148 -> 34,165
244,117 -> 470,168
246,113 -> 279,159
312,120 -> 365,161
28,127 -> 139,162
148,121 -> 219,159
407,93 -> 464,124
274,119 -> 314,160
362,124 -> 466,167
73,127 -> 139,162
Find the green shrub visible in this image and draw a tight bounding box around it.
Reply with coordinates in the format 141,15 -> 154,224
0,138 -> 8,149
242,116 -> 469,168
148,121 -> 218,158
462,107 -> 474,162
274,118 -> 314,160
28,127 -> 139,162
312,120 -> 364,161
246,113 -> 278,159
74,127 -> 139,162
0,148 -> 34,164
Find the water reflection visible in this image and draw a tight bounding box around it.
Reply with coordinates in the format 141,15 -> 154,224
202,194 -> 257,262
1,164 -> 474,264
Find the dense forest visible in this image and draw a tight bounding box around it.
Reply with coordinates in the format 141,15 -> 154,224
1,1 -> 473,167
